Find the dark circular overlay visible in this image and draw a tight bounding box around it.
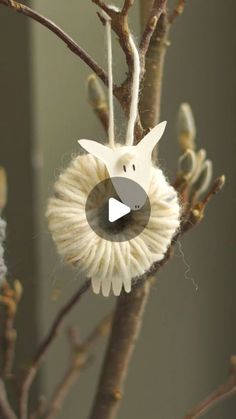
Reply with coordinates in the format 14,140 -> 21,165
85,177 -> 151,242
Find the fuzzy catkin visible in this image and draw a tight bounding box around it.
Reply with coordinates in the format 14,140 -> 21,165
46,153 -> 180,296
0,217 -> 7,286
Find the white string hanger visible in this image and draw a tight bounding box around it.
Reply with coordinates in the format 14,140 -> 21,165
104,14 -> 115,148
104,11 -> 140,148
125,34 -> 141,146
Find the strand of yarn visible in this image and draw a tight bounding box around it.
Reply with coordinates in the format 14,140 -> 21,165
105,14 -> 115,148
0,217 -> 7,286
125,34 -> 141,146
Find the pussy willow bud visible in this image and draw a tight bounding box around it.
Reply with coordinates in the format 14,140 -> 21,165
193,160 -> 213,196
87,74 -> 109,132
13,280 -> 23,303
177,103 -> 196,152
190,149 -> 207,183
88,74 -> 107,110
178,149 -> 196,179
0,168 -> 7,211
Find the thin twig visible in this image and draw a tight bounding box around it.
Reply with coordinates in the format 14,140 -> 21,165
139,4 -> 170,132
0,0 -> 109,86
43,315 -> 112,419
91,0 -> 111,16
121,0 -> 134,16
169,0 -> 186,24
1,314 -> 16,378
0,379 -> 17,419
0,280 -> 22,379
18,279 -> 91,419
140,0 -> 167,59
184,356 -> 236,419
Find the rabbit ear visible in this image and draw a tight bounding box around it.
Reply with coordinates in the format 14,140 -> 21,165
137,121 -> 167,155
78,140 -> 114,165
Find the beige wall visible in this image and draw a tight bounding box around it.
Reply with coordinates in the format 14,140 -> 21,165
1,0 -> 235,417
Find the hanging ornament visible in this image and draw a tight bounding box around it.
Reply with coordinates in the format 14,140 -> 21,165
46,15 -> 181,297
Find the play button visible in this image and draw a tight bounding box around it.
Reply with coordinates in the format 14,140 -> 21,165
108,198 -> 131,222
85,177 -> 151,242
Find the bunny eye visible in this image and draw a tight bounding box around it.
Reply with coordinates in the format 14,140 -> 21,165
132,164 -> 136,171
123,165 -> 127,172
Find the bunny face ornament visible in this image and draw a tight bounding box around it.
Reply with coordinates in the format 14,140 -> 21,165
78,121 -> 167,210
46,16 -> 181,297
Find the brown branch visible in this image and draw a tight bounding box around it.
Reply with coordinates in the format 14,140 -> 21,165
91,0 -> 111,16
140,0 -> 167,59
88,173 -> 225,419
0,0 -> 109,86
139,7 -> 170,131
89,280 -> 152,419
1,313 -> 16,379
43,315 -> 112,419
18,279 -> 91,419
184,356 -> 236,419
121,0 -> 134,16
0,280 -> 22,379
169,0 -> 186,24
0,379 -> 17,419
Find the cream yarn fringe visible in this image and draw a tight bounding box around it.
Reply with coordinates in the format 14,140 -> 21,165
46,153 -> 180,297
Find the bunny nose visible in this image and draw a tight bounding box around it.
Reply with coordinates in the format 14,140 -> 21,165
85,176 -> 151,242
111,177 -> 148,210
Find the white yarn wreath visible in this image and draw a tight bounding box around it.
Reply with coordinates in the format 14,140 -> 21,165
46,152 -> 180,296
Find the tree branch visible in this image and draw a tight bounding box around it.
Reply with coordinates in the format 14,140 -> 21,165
43,315 -> 112,419
140,0 -> 167,59
89,280 -> 151,419
121,0 -> 134,16
18,279 -> 91,419
0,280 -> 22,379
139,7 -> 170,131
0,379 -> 17,419
184,356 -> 236,419
0,0 -> 109,86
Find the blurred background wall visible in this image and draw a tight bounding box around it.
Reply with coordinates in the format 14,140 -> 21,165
0,0 -> 236,418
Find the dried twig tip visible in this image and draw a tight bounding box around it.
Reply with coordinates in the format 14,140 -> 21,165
216,174 -> 226,191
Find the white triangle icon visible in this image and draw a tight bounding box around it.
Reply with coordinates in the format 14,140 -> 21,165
108,198 -> 131,223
